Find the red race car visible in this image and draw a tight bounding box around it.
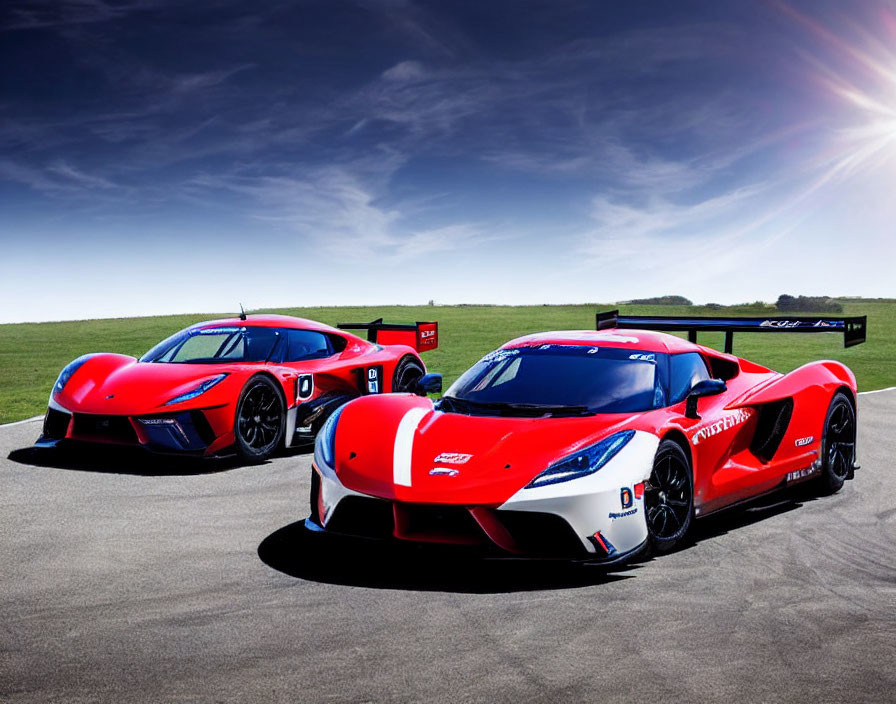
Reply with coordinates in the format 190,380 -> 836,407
38,314 -> 439,461
307,311 -> 865,564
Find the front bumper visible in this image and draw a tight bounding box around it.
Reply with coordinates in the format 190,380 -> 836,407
38,397 -> 221,455
308,430 -> 658,563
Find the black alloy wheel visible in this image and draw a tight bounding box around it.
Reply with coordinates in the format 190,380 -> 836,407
235,375 -> 285,462
392,356 -> 425,393
818,392 -> 856,494
645,440 -> 694,552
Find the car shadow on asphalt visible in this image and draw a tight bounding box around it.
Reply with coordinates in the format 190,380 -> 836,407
684,488 -> 818,548
6,444 -> 309,476
259,484 -> 824,592
258,521 -> 637,594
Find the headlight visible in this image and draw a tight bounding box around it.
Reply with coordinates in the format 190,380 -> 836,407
526,430 -> 635,488
53,354 -> 97,395
316,405 -> 346,468
164,374 -> 227,405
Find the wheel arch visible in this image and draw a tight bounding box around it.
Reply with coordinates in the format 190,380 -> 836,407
390,353 -> 426,391
660,428 -> 693,470
834,384 -> 857,414
243,370 -> 290,404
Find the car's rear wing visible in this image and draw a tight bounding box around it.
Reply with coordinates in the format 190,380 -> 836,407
337,319 -> 438,352
596,309 -> 866,354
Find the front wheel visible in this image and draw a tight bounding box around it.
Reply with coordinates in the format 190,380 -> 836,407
235,375 -> 285,462
817,392 -> 856,495
645,440 -> 694,553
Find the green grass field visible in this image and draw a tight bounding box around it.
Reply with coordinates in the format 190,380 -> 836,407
1,299 -> 893,425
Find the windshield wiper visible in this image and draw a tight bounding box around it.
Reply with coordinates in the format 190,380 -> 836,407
438,397 -> 591,417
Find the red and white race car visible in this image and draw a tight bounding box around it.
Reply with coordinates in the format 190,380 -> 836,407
306,311 -> 865,563
38,314 -> 438,461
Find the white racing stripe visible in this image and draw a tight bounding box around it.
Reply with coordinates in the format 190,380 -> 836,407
393,407 -> 429,487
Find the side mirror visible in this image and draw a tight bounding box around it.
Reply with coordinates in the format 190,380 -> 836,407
413,373 -> 442,396
685,378 -> 727,419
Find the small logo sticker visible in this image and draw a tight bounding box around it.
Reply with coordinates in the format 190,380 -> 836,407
620,487 -> 634,509
433,452 -> 472,465
429,468 -> 459,477
795,436 -> 814,447
609,508 -> 638,519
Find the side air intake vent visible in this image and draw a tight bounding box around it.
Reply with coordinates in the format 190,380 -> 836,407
750,398 -> 794,463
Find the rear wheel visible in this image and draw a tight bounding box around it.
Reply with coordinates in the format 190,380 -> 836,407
392,355 -> 425,393
235,375 -> 285,462
817,392 -> 856,495
645,440 -> 694,553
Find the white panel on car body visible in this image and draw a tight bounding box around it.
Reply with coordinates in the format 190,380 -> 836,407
283,406 -> 298,448
313,440 -> 368,526
47,395 -> 68,413
500,430 -> 659,554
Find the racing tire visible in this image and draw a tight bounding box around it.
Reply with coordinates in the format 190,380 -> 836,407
391,355 -> 425,393
645,440 -> 694,553
234,375 -> 286,463
817,392 -> 856,495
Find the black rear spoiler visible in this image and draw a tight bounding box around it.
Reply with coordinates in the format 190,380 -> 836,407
596,309 -> 866,354
337,318 -> 438,352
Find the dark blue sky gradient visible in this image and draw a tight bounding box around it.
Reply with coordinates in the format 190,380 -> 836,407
1,1 -> 894,322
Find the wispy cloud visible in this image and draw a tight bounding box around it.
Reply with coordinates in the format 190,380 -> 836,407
46,161 -> 117,189
1,0 -> 165,31
187,155 -> 494,264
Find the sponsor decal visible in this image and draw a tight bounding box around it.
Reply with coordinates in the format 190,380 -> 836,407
418,325 -> 438,350
628,353 -> 655,361
760,319 -> 836,329
198,326 -> 242,334
537,344 -> 593,351
429,468 -> 459,477
794,436 -> 814,447
481,349 -> 520,363
691,408 -> 753,446
620,487 -> 634,509
786,465 -> 820,483
608,509 -> 638,519
366,366 -> 381,394
433,452 -> 472,465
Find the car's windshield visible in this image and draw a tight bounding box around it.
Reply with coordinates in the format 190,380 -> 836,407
442,344 -> 667,415
140,326 -> 281,364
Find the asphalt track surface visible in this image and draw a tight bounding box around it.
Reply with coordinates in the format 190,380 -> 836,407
1,394 -> 895,704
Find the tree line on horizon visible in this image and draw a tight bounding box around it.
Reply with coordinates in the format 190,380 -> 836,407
623,294 -> 843,313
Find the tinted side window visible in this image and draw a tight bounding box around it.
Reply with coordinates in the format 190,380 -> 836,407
285,330 -> 333,362
669,353 -> 711,404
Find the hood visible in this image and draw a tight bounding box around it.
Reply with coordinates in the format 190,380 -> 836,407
332,395 -> 640,505
55,353 -> 249,415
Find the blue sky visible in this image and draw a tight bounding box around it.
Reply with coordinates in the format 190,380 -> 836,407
1,0 -> 895,323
